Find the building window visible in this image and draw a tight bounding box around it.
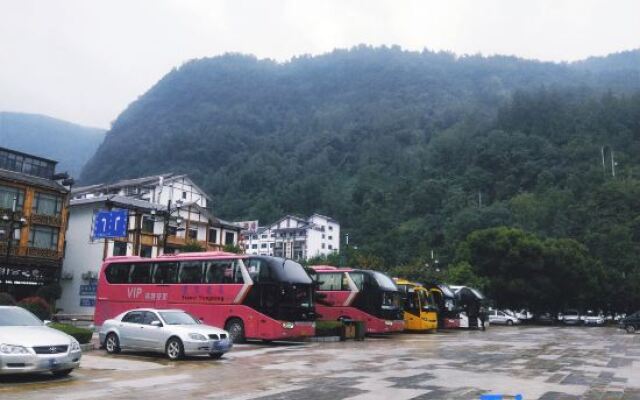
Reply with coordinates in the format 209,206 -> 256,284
328,244 -> 333,250
208,228 -> 218,243
261,234 -> 267,239
252,244 -> 257,249
322,234 -> 325,239
182,191 -> 187,199
0,185 -> 25,211
225,232 -> 235,245
329,226 -> 333,231
140,245 -> 152,258
167,226 -> 178,236
32,192 -> 63,216
141,215 -> 155,233
328,236 -> 333,240
0,149 -> 54,179
261,243 -> 267,249
245,245 -> 250,249
28,226 -> 59,250
187,228 -> 198,240
113,241 -> 127,256
321,243 -> 325,249
269,243 -> 274,248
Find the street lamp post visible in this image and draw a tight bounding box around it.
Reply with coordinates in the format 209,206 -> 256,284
2,196 -> 27,292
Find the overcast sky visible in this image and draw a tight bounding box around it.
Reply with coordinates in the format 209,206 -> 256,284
1,0 -> 638,129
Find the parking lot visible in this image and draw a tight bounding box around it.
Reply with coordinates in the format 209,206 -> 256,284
1,326 -> 639,400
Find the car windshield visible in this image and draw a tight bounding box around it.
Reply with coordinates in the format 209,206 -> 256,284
372,271 -> 398,291
0,307 -> 43,326
159,311 -> 199,325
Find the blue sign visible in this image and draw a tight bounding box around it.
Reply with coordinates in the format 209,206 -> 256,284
79,284 -> 97,296
80,298 -> 96,307
93,210 -> 128,239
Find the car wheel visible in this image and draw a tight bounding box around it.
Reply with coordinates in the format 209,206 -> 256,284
225,318 -> 245,344
165,337 -> 184,360
626,325 -> 636,334
506,320 -> 513,326
105,333 -> 121,354
52,369 -> 73,377
209,353 -> 224,359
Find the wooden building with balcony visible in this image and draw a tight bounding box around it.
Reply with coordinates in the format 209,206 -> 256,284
0,147 -> 71,299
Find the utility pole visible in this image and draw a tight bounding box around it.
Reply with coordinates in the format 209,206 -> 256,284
478,191 -> 482,208
601,146 -> 606,176
611,150 -> 616,178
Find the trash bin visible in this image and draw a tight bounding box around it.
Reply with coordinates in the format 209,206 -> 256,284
341,320 -> 356,340
353,321 -> 366,341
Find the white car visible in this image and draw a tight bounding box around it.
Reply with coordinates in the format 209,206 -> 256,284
560,309 -> 581,325
99,309 -> 232,360
582,310 -> 605,326
0,306 -> 82,376
488,310 -> 520,326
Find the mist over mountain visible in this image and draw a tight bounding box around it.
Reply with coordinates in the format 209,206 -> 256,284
0,112 -> 105,177
80,46 -> 640,299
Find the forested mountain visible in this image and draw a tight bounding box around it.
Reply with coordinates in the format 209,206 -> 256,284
0,112 -> 105,177
81,46 -> 640,310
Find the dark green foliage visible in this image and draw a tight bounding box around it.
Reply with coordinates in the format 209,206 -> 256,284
18,296 -> 51,320
181,240 -> 205,252
79,47 -> 640,311
0,112 -> 105,177
36,283 -> 62,303
0,293 -> 16,306
49,323 -> 93,344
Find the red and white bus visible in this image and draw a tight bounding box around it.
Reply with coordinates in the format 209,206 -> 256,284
95,252 -> 316,342
308,266 -> 404,334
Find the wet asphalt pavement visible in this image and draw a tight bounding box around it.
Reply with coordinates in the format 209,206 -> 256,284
1,326 -> 639,400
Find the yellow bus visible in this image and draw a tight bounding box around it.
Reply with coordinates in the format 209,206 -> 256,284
394,278 -> 438,332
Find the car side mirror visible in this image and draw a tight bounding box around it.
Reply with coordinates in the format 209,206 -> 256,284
151,320 -> 163,327
43,320 -> 52,326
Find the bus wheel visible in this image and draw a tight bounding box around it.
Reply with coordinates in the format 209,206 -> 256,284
225,318 -> 245,343
105,333 -> 121,354
626,325 -> 636,334
165,337 -> 184,360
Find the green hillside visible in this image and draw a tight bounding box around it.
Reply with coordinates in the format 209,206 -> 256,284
80,46 -> 640,310
0,112 -> 105,177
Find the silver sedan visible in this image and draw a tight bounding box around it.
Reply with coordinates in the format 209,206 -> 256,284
0,306 -> 82,376
99,308 -> 232,360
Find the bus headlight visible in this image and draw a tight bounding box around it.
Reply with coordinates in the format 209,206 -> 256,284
385,320 -> 393,326
282,322 -> 295,329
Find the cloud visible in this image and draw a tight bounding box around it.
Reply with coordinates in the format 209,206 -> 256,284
0,0 -> 638,128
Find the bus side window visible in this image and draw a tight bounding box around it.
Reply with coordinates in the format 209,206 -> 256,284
233,261 -> 244,284
179,261 -> 204,284
153,262 -> 178,284
105,263 -> 132,284
205,261 -> 232,284
130,263 -> 152,284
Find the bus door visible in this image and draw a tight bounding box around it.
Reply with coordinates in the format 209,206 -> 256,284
404,287 -> 421,330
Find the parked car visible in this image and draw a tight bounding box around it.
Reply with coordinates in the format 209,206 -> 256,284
515,309 -> 533,321
534,312 -> 556,325
560,309 -> 582,325
99,309 -> 232,360
619,311 -> 640,334
0,306 -> 82,376
582,310 -> 605,326
488,310 -> 520,326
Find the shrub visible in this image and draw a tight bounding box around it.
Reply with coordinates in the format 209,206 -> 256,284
315,320 -> 343,337
0,292 -> 16,305
18,296 -> 51,320
36,283 -> 62,303
49,323 -> 93,344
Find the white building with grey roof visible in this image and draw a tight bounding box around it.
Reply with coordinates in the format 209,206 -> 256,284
238,214 -> 340,261
58,173 -> 241,316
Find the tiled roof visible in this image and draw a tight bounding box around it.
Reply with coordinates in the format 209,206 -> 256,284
0,168 -> 68,193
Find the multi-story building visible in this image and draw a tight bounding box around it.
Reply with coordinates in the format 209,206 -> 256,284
0,147 -> 72,299
58,173 -> 241,315
239,214 -> 340,261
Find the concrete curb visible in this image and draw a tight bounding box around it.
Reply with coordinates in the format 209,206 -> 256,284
307,336 -> 341,342
80,342 -> 96,352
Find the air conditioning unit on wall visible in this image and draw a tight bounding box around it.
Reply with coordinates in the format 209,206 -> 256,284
81,271 -> 98,281
60,271 -> 73,281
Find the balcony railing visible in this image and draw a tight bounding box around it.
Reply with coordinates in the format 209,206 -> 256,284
0,242 -> 60,259
30,213 -> 63,227
26,247 -> 61,259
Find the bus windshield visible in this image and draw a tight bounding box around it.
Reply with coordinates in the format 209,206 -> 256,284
282,260 -> 313,284
372,271 -> 398,291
